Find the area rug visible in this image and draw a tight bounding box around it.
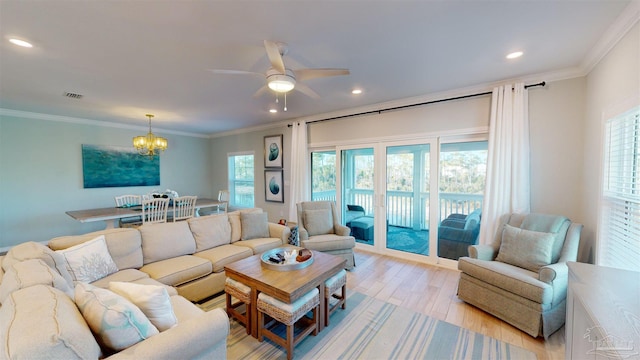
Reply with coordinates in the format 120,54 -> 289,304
198,292 -> 536,360
386,226 -> 429,255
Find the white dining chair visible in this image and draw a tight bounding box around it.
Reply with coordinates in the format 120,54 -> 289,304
172,195 -> 197,222
114,194 -> 143,227
114,194 -> 142,207
217,190 -> 230,213
141,198 -> 169,224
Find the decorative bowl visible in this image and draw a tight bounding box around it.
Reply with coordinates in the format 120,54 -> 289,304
260,247 -> 313,271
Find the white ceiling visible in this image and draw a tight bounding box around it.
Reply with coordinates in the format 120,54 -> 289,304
0,1 -> 632,135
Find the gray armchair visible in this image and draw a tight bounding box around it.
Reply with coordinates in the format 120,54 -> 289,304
297,201 -> 356,270
457,213 -> 582,338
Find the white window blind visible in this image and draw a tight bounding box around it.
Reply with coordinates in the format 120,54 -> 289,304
599,106 -> 640,272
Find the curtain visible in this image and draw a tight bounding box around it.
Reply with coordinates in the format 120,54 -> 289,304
288,121 -> 310,222
478,82 -> 530,245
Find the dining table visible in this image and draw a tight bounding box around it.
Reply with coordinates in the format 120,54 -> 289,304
66,198 -> 227,229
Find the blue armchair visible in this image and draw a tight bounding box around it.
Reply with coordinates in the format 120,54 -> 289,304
437,209 -> 481,260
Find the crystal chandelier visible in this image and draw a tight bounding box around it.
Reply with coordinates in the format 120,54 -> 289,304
133,114 -> 168,156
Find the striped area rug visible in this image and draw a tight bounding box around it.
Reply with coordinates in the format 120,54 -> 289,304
198,292 -> 536,360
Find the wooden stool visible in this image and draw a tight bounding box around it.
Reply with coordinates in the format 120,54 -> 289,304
224,277 -> 251,334
324,269 -> 347,326
257,288 -> 319,360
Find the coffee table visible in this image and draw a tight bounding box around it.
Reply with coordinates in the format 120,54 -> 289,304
224,250 -> 346,338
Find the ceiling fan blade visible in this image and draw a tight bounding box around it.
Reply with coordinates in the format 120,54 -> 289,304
294,83 -> 320,99
253,85 -> 269,98
294,68 -> 350,81
264,40 -> 286,74
207,69 -> 263,77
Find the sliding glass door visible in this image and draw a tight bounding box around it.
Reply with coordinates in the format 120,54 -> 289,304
322,136 -> 487,263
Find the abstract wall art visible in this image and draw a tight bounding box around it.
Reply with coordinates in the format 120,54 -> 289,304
82,144 -> 160,188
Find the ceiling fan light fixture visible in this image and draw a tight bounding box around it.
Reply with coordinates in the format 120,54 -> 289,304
267,74 -> 296,93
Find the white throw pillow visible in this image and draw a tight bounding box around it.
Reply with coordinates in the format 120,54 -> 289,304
57,235 -> 118,283
109,281 -> 177,331
74,282 -> 159,351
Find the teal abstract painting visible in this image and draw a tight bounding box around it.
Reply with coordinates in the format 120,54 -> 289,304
82,144 -> 160,188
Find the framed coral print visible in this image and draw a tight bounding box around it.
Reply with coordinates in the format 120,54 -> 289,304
265,170 -> 284,203
264,134 -> 283,168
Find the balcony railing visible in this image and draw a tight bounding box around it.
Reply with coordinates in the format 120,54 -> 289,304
313,189 -> 483,230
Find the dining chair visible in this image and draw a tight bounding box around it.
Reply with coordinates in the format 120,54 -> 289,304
172,195 -> 197,222
114,194 -> 142,207
114,195 -> 143,227
141,198 -> 169,224
217,190 -> 230,213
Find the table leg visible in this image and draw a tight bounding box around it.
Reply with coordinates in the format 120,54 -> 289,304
250,287 -> 259,338
318,284 -> 326,333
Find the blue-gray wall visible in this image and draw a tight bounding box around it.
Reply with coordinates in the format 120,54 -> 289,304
0,114 -> 212,249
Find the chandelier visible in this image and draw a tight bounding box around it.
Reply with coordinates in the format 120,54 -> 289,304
133,114 -> 168,156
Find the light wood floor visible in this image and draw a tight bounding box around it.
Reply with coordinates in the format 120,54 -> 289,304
347,249 -> 565,360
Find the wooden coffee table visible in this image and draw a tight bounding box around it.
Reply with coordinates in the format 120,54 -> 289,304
224,250 -> 346,338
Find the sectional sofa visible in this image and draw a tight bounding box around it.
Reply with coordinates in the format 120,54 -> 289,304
0,208 -> 290,359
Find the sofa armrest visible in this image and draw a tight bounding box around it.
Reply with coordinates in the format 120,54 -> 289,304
268,223 -> 291,245
335,224 -> 350,236
298,225 -> 309,240
108,308 -> 229,359
437,227 -> 477,244
468,244 -> 496,261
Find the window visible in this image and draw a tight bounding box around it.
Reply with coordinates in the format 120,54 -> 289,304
599,106 -> 640,272
311,151 -> 336,201
228,153 -> 254,208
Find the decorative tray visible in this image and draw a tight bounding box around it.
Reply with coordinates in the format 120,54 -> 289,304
260,247 -> 313,271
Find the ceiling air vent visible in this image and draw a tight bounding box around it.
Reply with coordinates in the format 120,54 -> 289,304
64,92 -> 83,99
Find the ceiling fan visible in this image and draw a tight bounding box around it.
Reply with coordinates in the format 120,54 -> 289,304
209,40 -> 350,100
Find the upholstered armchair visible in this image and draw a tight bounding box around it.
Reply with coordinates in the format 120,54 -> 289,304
296,201 -> 356,270
457,213 -> 582,338
437,209 -> 481,260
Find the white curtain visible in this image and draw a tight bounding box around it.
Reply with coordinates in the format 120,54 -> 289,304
288,121 -> 310,222
478,82 -> 530,245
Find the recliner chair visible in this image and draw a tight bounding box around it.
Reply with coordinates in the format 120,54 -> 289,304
437,208 -> 481,260
296,201 -> 356,270
457,212 -> 582,338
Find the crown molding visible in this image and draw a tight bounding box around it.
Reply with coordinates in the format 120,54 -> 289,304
581,0 -> 640,75
208,119 -> 291,138
0,108 -> 209,138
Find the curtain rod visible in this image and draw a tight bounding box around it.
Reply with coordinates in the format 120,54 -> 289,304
289,81 -> 545,127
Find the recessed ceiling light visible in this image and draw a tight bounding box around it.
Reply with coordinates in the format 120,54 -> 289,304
351,89 -> 362,95
9,38 -> 33,48
506,51 -> 523,59
269,108 -> 277,114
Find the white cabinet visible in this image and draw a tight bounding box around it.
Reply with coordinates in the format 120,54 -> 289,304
566,262 -> 640,360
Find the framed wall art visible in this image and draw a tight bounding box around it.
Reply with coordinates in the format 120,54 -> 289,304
82,144 -> 160,188
265,169 -> 284,203
264,134 -> 283,168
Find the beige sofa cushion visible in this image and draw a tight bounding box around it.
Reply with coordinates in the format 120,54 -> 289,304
49,228 -> 143,270
194,244 -> 253,273
188,214 -> 231,252
0,259 -> 74,303
2,241 -> 74,286
139,222 -> 197,264
233,237 -> 283,255
0,285 -> 101,359
140,255 -> 212,286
